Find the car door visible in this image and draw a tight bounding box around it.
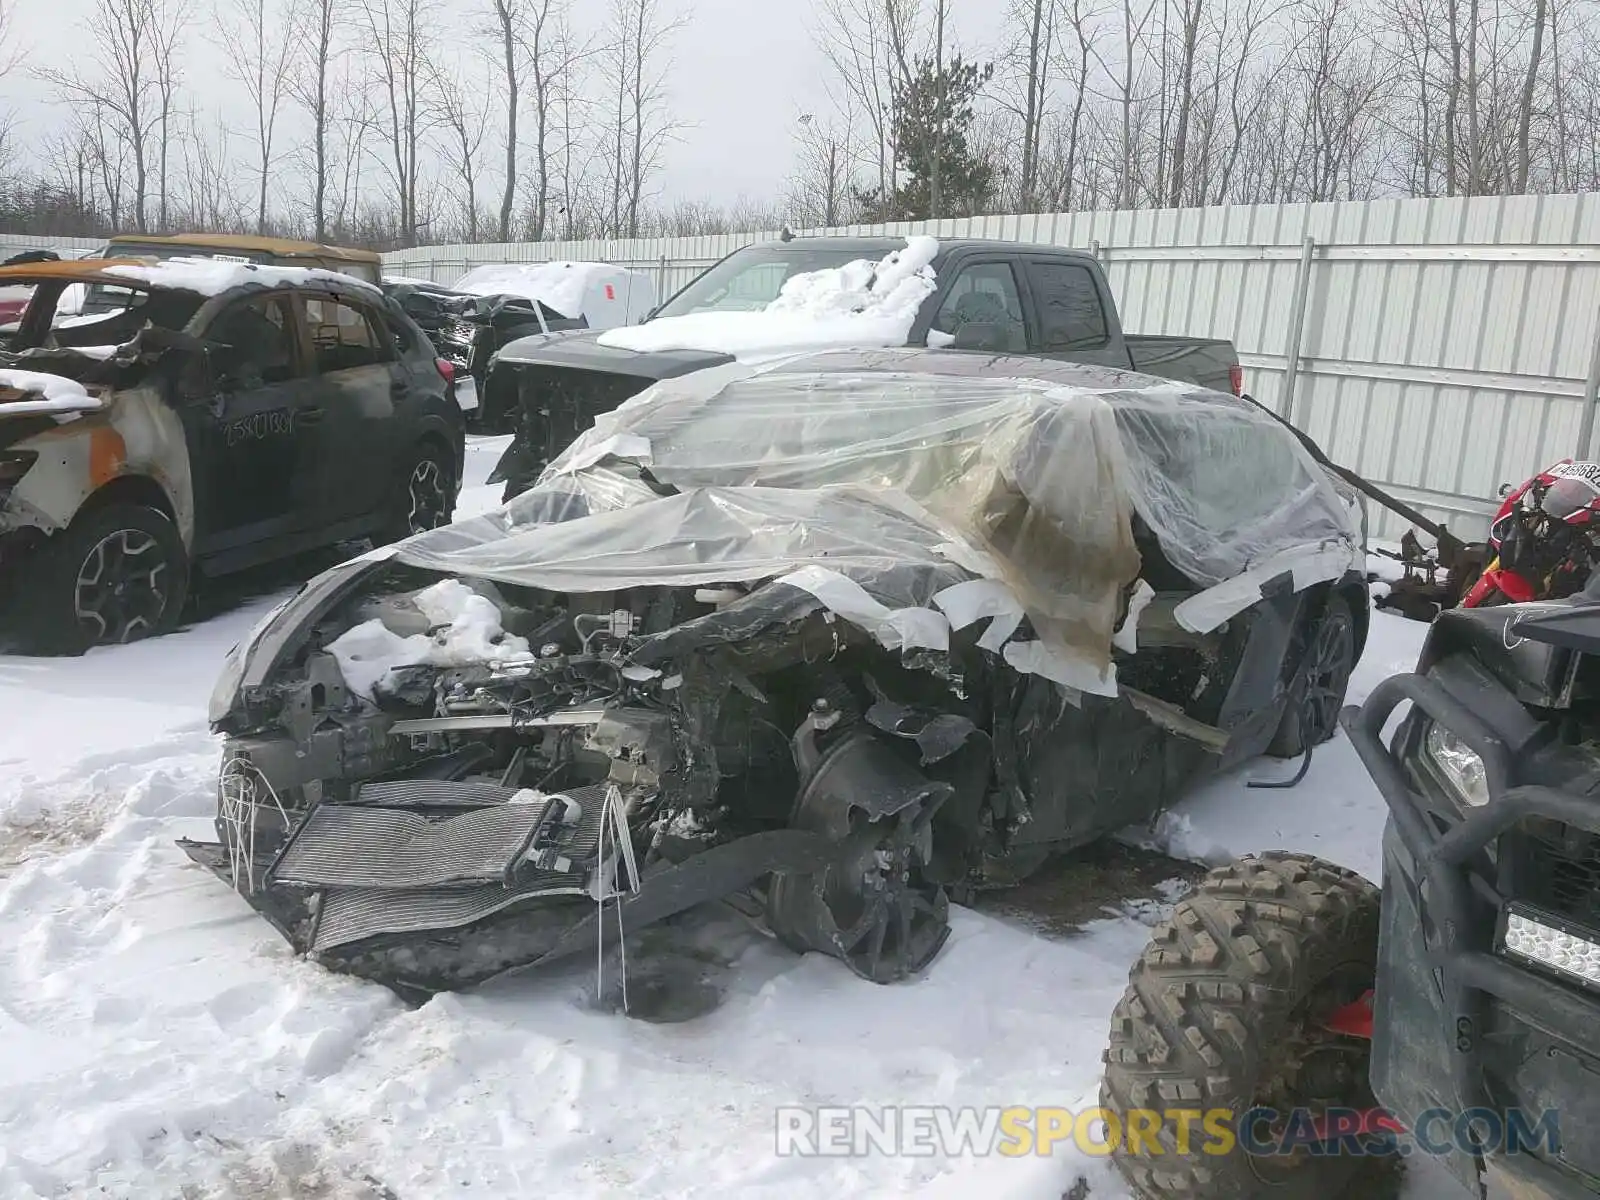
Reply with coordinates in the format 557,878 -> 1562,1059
922,259 -> 1030,353
298,291 -> 400,527
1020,258 -> 1129,368
188,291 -> 316,555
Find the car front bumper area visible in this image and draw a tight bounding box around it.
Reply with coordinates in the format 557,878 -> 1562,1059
1343,676 -> 1600,1196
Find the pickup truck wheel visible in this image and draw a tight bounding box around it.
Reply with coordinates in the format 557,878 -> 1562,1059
377,442 -> 456,544
1102,853 -> 1381,1200
27,503 -> 188,654
1268,594 -> 1355,758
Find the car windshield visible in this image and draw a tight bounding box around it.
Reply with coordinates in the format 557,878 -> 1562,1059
652,245 -> 892,318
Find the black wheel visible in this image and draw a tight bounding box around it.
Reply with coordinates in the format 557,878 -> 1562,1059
1103,853 -> 1381,1200
766,800 -> 952,984
27,503 -> 188,654
378,441 -> 455,543
1268,593 -> 1356,758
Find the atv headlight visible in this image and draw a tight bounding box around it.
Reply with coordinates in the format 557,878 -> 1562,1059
1424,722 -> 1490,808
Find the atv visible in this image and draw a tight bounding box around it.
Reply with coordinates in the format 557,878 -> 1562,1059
1103,592 -> 1600,1199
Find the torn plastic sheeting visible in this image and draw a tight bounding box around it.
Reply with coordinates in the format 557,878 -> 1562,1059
776,565 -> 950,653
1112,580 -> 1156,654
1173,541 -> 1360,635
536,365 -> 1360,674
931,578 -> 1026,653
1002,639 -> 1118,698
549,432 -> 653,477
396,484 -> 975,598
540,368 -> 1141,672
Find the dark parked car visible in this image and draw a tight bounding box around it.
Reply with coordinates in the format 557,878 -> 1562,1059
0,256 -> 466,652
193,349 -> 1366,1000
486,236 -> 1244,498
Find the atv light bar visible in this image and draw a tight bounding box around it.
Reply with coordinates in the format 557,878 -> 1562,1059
1500,902 -> 1600,991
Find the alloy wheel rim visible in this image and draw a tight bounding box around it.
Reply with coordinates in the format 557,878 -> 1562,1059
1301,612 -> 1354,742
406,459 -> 449,533
73,528 -> 170,644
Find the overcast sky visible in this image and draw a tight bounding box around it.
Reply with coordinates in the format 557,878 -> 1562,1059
4,0 -> 1008,207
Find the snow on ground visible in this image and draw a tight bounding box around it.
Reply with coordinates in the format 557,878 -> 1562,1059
0,440 -> 1461,1199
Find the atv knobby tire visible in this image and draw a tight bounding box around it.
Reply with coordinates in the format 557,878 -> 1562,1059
1102,852 -> 1381,1200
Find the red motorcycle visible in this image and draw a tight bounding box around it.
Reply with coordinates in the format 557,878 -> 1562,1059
1460,458 -> 1600,607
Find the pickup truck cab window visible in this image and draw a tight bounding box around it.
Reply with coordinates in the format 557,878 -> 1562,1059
1027,260 -> 1110,350
931,261 -> 1027,351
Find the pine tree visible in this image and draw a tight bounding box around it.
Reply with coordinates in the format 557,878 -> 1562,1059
857,54 -> 996,222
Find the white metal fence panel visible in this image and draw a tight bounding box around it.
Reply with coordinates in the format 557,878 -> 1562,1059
387,194 -> 1600,541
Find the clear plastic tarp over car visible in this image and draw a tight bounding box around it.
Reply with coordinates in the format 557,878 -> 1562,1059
393,362 -> 1361,694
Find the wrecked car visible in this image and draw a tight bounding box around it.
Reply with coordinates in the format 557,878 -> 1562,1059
192,348 -> 1367,1001
0,257 -> 466,653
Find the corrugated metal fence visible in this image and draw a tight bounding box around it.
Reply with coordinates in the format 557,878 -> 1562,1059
388,193 -> 1600,540
0,233 -> 106,259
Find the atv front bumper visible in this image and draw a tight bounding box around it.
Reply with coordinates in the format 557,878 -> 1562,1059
1344,677 -> 1600,1196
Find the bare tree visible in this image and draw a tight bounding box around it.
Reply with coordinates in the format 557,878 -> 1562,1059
288,0 -> 344,241
429,52 -> 493,241
489,0 -> 522,240
361,0 -> 439,246
786,111 -> 855,227
214,0 -> 296,232
600,0 -> 687,237
38,0 -> 190,232
815,0 -> 913,203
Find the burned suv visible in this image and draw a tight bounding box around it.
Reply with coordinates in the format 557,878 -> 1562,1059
0,257 -> 466,653
194,349 -> 1367,999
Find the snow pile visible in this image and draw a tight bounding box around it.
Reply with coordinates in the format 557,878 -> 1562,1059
0,369 -> 99,416
596,236 -> 939,360
457,262 -> 597,313
103,256 -> 379,297
327,578 -> 534,698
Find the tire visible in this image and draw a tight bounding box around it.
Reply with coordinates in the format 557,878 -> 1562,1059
1268,593 -> 1356,758
376,440 -> 456,544
1102,853 -> 1381,1200
24,502 -> 189,655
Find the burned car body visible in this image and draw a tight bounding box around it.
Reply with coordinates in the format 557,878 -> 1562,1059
0,257 -> 465,652
194,349 -> 1369,1000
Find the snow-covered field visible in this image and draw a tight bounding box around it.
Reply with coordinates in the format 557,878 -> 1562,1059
0,438 -> 1461,1200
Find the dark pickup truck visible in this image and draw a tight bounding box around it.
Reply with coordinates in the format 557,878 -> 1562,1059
487,236 -> 1242,497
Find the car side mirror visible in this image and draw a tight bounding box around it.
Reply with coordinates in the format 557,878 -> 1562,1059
952,321 -> 1006,352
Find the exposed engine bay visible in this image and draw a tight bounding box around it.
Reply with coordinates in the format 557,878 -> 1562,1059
192,351 -> 1368,1002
